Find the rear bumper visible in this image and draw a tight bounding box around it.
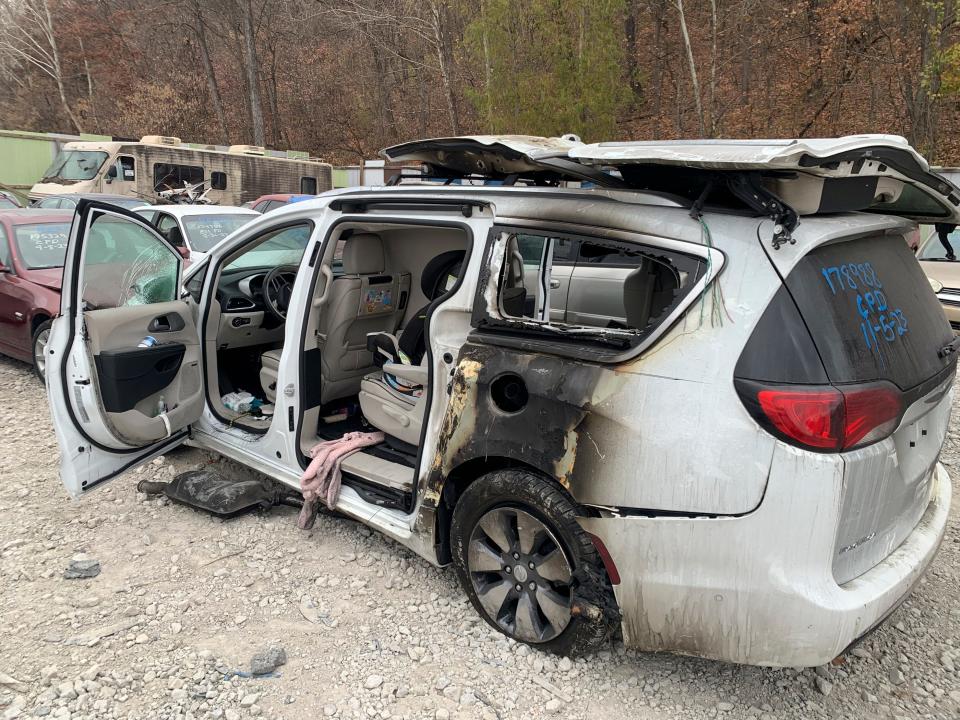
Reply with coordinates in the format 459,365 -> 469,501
578,462 -> 951,667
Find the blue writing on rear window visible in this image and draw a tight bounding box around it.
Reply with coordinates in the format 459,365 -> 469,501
820,262 -> 908,360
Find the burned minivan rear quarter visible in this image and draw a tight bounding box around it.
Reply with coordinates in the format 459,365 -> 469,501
577,212 -> 953,666
427,202 -> 789,520
426,196 -> 954,666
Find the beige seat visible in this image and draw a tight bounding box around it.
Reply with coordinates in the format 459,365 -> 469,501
358,249 -> 466,447
316,233 -> 407,404
259,348 -> 282,403
359,361 -> 428,446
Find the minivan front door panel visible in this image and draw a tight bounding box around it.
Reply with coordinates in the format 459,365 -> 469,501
47,200 -> 204,497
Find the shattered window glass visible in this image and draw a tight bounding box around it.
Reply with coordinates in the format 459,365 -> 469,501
81,213 -> 179,309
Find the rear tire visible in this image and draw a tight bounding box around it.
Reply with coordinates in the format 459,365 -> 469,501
31,319 -> 52,383
450,469 -> 619,656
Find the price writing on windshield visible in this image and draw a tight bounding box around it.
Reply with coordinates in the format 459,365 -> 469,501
820,262 -> 908,357
28,231 -> 67,250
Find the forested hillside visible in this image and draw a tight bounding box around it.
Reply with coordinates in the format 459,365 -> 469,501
1,0 -> 958,164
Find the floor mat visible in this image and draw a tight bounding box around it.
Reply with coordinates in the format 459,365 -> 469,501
316,413 -> 366,440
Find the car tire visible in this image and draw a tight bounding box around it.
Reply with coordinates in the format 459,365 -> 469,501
31,319 -> 52,382
450,469 -> 619,656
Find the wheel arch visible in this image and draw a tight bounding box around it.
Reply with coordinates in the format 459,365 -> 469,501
434,455 -> 591,565
31,312 -> 51,334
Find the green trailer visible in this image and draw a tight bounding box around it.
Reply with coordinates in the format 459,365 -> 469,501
0,129 -> 111,203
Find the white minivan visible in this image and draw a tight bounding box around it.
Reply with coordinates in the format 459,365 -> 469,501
46,135 -> 958,666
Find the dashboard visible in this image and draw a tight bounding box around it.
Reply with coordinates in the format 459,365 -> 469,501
218,267 -> 273,314
215,266 -> 285,349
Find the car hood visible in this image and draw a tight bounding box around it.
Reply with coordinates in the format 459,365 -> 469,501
920,259 -> 960,290
19,267 -> 63,292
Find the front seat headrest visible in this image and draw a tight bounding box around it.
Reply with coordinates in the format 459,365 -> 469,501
342,233 -> 384,275
421,249 -> 465,300
167,225 -> 185,248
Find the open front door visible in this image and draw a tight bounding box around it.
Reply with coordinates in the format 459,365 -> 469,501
47,200 -> 205,497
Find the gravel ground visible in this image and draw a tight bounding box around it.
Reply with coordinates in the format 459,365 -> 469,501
1,353 -> 959,720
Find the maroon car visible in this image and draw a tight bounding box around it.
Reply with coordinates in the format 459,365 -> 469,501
248,193 -> 314,213
0,209 -> 74,379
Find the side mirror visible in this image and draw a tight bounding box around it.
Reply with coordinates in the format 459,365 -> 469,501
106,165 -> 118,179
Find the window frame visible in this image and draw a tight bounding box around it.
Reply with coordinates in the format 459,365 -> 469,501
300,176 -> 317,195
470,222 -> 724,363
199,218 -> 317,431
78,208 -> 183,310
0,224 -> 11,270
155,213 -> 178,233
117,155 -> 136,181
211,171 -> 227,190
153,162 -> 204,191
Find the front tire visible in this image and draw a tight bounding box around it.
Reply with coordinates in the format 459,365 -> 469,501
450,469 -> 619,656
31,319 -> 52,382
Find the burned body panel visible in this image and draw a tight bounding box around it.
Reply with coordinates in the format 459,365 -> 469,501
428,342 -> 618,495
419,208 -> 797,517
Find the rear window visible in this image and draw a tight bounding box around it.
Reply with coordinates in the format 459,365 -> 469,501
14,223 -> 71,269
785,234 -> 953,389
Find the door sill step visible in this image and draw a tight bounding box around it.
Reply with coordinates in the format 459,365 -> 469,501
342,473 -> 410,511
339,451 -> 414,493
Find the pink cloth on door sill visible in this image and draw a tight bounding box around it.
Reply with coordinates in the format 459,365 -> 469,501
297,430 -> 385,529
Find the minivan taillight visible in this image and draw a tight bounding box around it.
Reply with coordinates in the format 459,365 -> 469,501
756,388 -> 843,449
737,381 -> 903,452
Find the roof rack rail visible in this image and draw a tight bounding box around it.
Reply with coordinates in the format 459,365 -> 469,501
328,196 -> 491,217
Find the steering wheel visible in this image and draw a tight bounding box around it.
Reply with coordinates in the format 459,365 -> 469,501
262,264 -> 298,320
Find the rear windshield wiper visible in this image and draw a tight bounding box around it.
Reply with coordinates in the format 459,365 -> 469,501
938,337 -> 960,359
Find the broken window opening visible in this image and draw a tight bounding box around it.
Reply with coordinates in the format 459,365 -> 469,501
495,229 -> 699,333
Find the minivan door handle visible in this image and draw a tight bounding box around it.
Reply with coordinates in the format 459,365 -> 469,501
148,314 -> 185,333
549,279 -> 561,289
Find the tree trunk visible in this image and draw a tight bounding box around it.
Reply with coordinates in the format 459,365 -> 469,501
429,0 -> 459,134
652,0 -> 667,120
266,41 -> 286,147
241,0 -> 265,146
674,0 -> 705,136
78,36 -> 101,134
624,0 -> 642,101
479,0 -> 493,128
41,0 -> 82,133
708,0 -> 718,136
194,4 -> 229,143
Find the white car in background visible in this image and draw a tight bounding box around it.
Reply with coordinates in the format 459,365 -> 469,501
135,205 -> 260,261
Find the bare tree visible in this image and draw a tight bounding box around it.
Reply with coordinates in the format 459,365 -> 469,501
0,0 -> 83,132
673,0 -> 705,136
428,0 -> 459,134
325,0 -> 462,134
240,0 -> 265,146
190,0 -> 229,142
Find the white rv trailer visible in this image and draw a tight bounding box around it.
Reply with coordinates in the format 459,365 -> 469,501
29,135 -> 332,205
